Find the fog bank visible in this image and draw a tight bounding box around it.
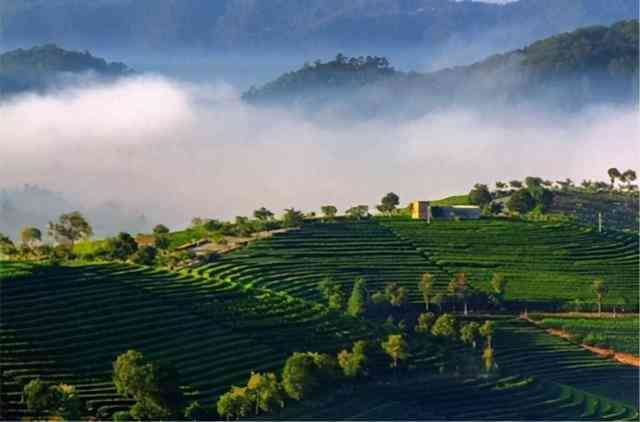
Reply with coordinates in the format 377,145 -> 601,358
1,76 -> 637,233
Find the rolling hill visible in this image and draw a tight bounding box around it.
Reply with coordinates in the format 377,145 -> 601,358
2,213 -> 639,419
0,44 -> 133,95
244,20 -> 639,113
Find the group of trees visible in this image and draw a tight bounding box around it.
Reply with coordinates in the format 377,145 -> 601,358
0,211 -> 93,261
471,168 -> 638,218
470,177 -> 554,215
21,379 -> 84,420
215,344 -> 366,420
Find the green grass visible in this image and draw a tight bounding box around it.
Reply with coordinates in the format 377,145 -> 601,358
430,194 -> 472,206
72,239 -> 108,256
166,226 -> 212,249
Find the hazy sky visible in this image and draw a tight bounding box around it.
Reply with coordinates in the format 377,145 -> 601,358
1,75 -> 637,230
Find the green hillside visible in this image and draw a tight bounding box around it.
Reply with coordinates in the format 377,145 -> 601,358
383,219 -> 638,307
244,20 -> 639,109
277,318 -> 639,419
2,263 -> 638,420
200,218 -> 638,308
0,44 -> 133,95
0,263 -> 369,419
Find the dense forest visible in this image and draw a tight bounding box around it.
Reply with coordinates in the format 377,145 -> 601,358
0,44 -> 133,95
0,0 -> 636,51
244,20 -> 639,113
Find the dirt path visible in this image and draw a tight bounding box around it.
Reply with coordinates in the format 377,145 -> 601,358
521,316 -> 640,368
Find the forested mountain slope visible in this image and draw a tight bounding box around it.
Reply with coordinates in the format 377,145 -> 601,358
0,0 -> 636,52
245,20 -> 639,113
0,44 -> 133,95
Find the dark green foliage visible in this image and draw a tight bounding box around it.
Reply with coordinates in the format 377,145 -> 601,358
508,190 -> 536,213
431,314 -> 457,338
320,205 -> 338,218
0,44 -> 133,94
21,380 -> 84,419
113,350 -> 185,419
282,208 -> 305,228
347,277 -> 367,317
22,379 -> 58,416
105,232 -> 138,261
153,224 -> 170,235
130,246 -> 157,266
318,277 -> 345,311
281,352 -> 338,400
377,192 -> 400,215
469,184 -> 492,208
0,233 -> 17,256
254,207 -> 275,221
345,205 -> 369,219
244,54 -> 397,103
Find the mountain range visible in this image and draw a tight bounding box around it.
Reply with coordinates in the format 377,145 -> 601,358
0,0 -> 636,54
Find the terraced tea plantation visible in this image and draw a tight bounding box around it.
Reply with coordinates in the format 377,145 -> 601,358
0,263 -> 369,419
382,218 -> 639,306
273,317 -> 639,420
197,220 -> 451,303
2,217 -> 638,420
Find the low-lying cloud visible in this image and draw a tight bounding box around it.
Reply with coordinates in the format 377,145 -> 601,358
1,75 -> 637,233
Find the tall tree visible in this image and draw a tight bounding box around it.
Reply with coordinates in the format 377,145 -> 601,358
479,320 -> 495,348
347,277 -> 367,317
246,372 -> 284,415
20,226 -> 42,248
217,386 -> 252,421
381,334 -> 409,371
48,212 -> 92,246
469,184 -> 492,208
607,168 -> 621,188
113,350 -> 184,419
431,314 -> 457,339
621,169 -> 637,190
345,205 -> 369,219
152,224 -> 170,235
320,205 -> 338,219
418,273 -> 435,311
592,279 -> 608,315
337,340 -> 367,379
460,322 -> 481,349
448,272 -> 470,316
376,192 -> 400,215
490,274 -> 507,307
282,208 -> 305,227
253,207 -> 275,221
